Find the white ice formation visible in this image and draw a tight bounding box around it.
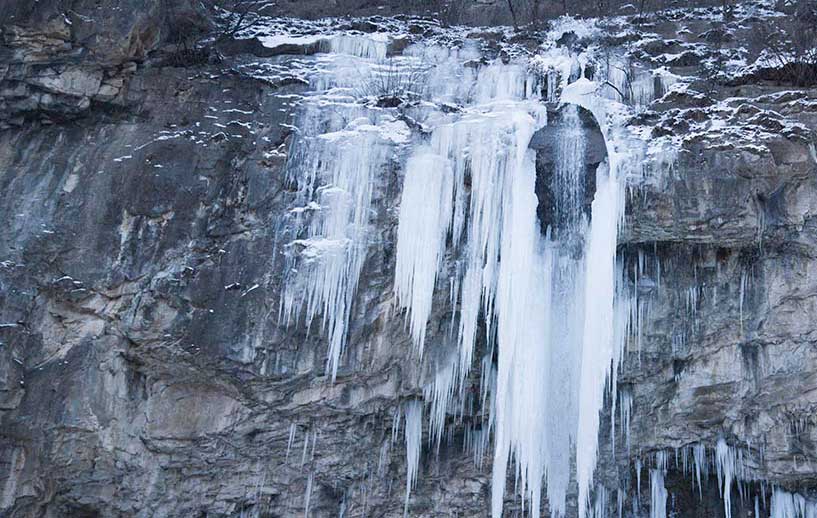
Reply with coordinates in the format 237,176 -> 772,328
277,16 -> 678,518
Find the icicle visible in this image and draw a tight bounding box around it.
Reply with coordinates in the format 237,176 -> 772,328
547,69 -> 559,102
770,489 -> 817,518
324,34 -> 389,60
577,159 -> 621,518
650,471 -> 667,518
490,106 -> 553,518
605,60 -> 629,104
630,69 -> 656,108
619,387 -> 633,453
650,452 -> 668,518
392,406 -> 401,445
739,270 -> 748,335
424,359 -> 456,450
404,400 -> 423,515
286,423 -> 297,462
593,485 -> 608,518
559,56 -> 640,518
339,491 -> 347,518
300,430 -> 310,467
553,104 -> 588,235
304,472 -> 314,518
377,440 -> 390,477
716,438 -> 736,518
394,151 -> 455,356
693,443 -> 707,499
464,425 -> 490,469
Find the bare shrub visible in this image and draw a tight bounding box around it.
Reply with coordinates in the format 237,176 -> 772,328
355,58 -> 430,106
750,0 -> 817,86
212,0 -> 266,40
161,0 -> 214,66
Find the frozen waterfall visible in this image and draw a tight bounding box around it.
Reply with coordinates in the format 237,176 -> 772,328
393,44 -> 628,518
281,29 -> 633,517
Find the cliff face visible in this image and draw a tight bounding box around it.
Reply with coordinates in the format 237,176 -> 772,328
1,1 -> 817,517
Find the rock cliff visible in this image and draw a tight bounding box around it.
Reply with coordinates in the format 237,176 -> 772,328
1,1 -> 817,517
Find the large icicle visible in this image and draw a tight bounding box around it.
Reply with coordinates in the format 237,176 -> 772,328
576,159 -> 622,517
394,151 -> 454,355
716,437 -> 736,518
490,110 -> 553,518
650,469 -> 668,518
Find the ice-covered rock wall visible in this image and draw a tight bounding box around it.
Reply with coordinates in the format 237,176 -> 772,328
2,1 -> 817,517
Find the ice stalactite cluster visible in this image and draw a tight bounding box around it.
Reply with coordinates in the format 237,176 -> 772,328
636,439 -> 773,517
279,38 -> 410,380
325,34 -> 390,60
771,490 -> 817,518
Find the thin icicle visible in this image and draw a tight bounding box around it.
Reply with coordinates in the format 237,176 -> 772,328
304,472 -> 314,518
619,387 -> 633,453
716,437 -> 736,518
739,270 -> 748,335
300,430 -> 310,467
404,400 -> 423,515
286,423 -> 297,462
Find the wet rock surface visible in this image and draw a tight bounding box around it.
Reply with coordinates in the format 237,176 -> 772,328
1,1 -> 817,517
